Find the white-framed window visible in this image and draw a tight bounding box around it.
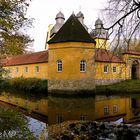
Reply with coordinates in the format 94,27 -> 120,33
113,66 -> 117,73
80,60 -> 86,72
25,67 -> 28,73
113,105 -> 118,113
57,60 -> 62,72
16,67 -> 19,73
35,66 -> 39,73
104,106 -> 109,115
104,65 -> 108,73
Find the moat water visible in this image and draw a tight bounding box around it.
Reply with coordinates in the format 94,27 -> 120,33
1,91 -> 140,137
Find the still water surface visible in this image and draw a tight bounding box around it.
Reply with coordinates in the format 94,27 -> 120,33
1,91 -> 140,135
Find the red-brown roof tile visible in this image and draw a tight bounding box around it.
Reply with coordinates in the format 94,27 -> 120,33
123,50 -> 140,55
3,50 -> 48,66
95,49 -> 124,63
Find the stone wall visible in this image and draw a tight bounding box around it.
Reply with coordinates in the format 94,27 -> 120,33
95,78 -> 125,86
48,79 -> 95,91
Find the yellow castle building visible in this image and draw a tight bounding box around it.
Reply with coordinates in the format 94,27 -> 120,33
2,11 -> 140,91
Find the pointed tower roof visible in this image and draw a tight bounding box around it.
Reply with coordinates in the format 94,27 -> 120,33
48,14 -> 95,44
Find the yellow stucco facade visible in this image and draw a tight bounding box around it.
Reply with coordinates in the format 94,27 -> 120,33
48,42 -> 96,91
95,62 -> 126,85
48,42 -> 95,80
123,53 -> 140,79
4,62 -> 48,79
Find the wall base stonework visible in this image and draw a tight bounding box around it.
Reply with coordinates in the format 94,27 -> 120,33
48,79 -> 95,91
95,78 -> 125,86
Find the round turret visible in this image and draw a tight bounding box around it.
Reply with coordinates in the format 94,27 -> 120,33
95,18 -> 103,29
76,11 -> 84,18
55,11 -> 65,20
76,11 -> 84,24
55,11 -> 65,25
50,11 -> 65,36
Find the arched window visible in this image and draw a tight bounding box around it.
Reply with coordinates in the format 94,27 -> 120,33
57,60 -> 62,72
80,60 -> 86,72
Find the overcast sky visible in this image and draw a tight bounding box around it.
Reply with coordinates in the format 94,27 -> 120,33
27,0 -> 107,52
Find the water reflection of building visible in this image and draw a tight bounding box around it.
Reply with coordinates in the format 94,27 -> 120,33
48,95 -> 95,125
124,97 -> 140,123
95,96 -> 127,121
96,96 -> 140,123
48,95 -> 140,125
1,91 -> 140,124
0,92 -> 48,117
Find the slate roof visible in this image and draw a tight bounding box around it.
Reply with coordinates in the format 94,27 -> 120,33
95,49 -> 124,63
3,51 -> 48,66
48,14 -> 95,44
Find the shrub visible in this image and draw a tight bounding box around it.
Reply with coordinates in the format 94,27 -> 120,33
0,77 -> 48,94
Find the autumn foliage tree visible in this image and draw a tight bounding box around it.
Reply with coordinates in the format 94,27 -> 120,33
0,0 -> 33,57
0,0 -> 33,78
1,33 -> 33,56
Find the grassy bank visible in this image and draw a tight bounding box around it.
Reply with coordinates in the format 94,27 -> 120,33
0,77 -> 48,94
96,80 -> 140,94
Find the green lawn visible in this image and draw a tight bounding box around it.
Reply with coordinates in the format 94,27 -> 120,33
96,80 -> 140,94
